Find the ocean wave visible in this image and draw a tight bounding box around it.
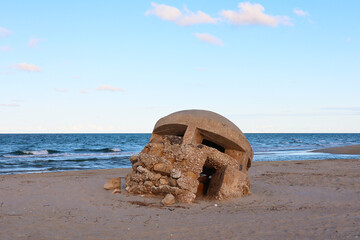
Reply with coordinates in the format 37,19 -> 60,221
74,148 -> 121,153
2,151 -> 132,159
9,150 -> 61,156
0,168 -> 49,174
47,167 -> 85,171
6,148 -> 121,157
34,157 -> 125,163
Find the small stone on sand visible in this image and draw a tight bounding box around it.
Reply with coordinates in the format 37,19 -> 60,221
104,178 -> 121,190
112,188 -> 121,194
161,194 -> 175,205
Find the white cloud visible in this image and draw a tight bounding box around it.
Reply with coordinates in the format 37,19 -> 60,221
220,2 -> 292,27
0,27 -> 12,37
0,46 -> 12,52
16,63 -> 42,72
293,8 -> 308,17
146,3 -> 182,21
97,85 -> 124,92
194,33 -> 223,46
146,2 -> 218,26
80,90 -> 88,94
195,67 -> 207,71
54,88 -> 68,93
28,37 -> 42,48
0,103 -> 20,107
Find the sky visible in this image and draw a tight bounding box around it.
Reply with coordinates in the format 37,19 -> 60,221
0,1 -> 359,133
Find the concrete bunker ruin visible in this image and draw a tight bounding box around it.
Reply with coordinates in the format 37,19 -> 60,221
125,110 -> 253,203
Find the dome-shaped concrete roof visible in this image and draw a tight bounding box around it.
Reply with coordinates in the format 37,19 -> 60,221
153,109 -> 252,154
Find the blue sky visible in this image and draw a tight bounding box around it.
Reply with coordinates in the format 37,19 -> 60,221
0,1 -> 359,133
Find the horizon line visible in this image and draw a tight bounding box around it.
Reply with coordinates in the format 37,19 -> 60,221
0,132 -> 359,134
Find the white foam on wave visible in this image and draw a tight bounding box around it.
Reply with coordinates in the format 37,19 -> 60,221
3,150 -> 50,157
2,151 -> 130,159
110,148 -> 121,152
24,150 -> 49,155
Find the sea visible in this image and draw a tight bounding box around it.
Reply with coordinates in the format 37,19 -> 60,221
0,133 -> 359,175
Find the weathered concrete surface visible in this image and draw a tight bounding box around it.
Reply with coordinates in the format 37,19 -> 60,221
207,165 -> 250,200
126,110 -> 253,203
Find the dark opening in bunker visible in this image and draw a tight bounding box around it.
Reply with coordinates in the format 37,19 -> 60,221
171,125 -> 187,138
201,139 -> 225,153
197,166 -> 217,197
176,132 -> 185,137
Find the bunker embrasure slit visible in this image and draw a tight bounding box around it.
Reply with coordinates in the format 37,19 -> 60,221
201,139 -> 225,153
153,124 -> 187,138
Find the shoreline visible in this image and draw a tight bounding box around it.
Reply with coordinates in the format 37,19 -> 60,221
1,158 -> 359,239
2,143 -> 360,176
311,144 -> 360,155
2,158 -> 359,176
0,157 -> 357,176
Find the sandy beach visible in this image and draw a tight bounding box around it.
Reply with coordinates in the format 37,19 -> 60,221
1,154 -> 360,239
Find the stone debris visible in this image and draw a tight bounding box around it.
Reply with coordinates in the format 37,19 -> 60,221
170,168 -> 182,179
104,178 -> 121,190
125,110 -> 253,203
112,188 -> 121,194
161,193 -> 176,205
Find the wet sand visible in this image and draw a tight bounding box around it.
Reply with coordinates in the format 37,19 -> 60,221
1,158 -> 360,240
312,144 -> 360,155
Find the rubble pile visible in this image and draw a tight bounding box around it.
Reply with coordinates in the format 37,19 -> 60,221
125,135 -> 250,203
